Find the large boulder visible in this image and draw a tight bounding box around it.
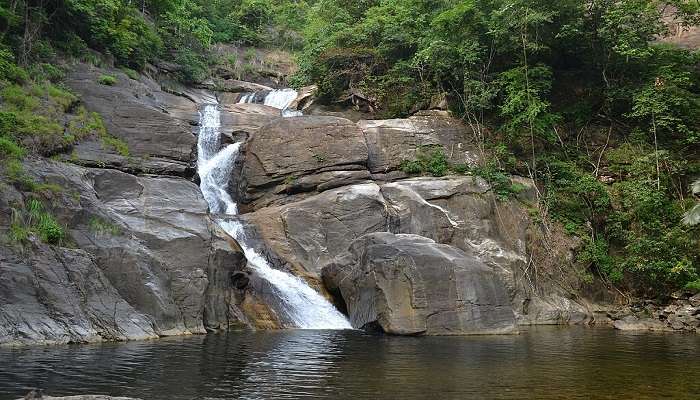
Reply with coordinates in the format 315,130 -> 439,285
322,232 -> 518,335
380,176 -> 591,325
358,111 -> 480,177
64,63 -> 201,176
237,116 -> 370,210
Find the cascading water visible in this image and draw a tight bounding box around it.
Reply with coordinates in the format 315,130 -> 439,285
239,88 -> 302,117
197,103 -> 351,330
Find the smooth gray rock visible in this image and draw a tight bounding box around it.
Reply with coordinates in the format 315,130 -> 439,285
0,158 -> 246,345
0,244 -> 157,345
219,103 -> 281,144
358,111 -> 480,174
322,232 -> 517,335
64,63 -> 199,175
613,315 -> 668,331
244,176 -> 591,327
243,183 -> 389,278
237,116 -> 369,210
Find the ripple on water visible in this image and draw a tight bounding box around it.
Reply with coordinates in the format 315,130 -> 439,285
1,327 -> 699,400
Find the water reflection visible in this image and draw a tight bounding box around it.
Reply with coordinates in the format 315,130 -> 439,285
1,327 -> 699,399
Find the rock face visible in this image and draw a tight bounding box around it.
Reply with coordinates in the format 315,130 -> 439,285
322,233 -> 517,335
237,116 -> 370,210
198,78 -> 272,93
242,176 -> 591,330
0,65 -> 602,343
0,159 -> 247,345
0,242 -> 157,345
358,111 -> 481,176
64,63 -> 203,176
218,103 -> 281,144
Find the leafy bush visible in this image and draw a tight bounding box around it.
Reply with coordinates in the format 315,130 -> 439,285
472,164 -> 521,201
97,74 -> 117,86
173,49 -> 209,84
0,48 -> 28,83
400,147 -> 448,177
54,32 -> 89,58
35,212 -> 65,244
0,111 -> 18,136
686,280 -> 700,293
28,63 -> 66,83
62,0 -> 163,69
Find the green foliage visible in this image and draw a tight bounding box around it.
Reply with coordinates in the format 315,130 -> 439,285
400,146 -> 449,177
9,199 -> 65,245
0,137 -> 24,159
97,74 -> 118,86
542,158 -> 611,232
1,85 -> 39,110
498,65 -> 560,142
472,163 -> 523,201
88,216 -> 121,236
173,49 -> 209,83
102,135 -> 129,157
62,0 -> 163,69
686,280 -> 700,293
44,84 -> 79,112
0,47 -> 29,83
28,63 -> 65,83
120,67 -> 140,80
577,237 -> 620,282
8,219 -> 29,245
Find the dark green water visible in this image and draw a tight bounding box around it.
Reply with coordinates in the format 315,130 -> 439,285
1,327 -> 699,399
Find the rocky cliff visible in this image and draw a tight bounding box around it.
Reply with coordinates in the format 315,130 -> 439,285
0,61 -> 595,345
231,110 -> 591,330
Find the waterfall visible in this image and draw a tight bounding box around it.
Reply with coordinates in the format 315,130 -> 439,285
197,103 -> 351,330
239,88 -> 303,117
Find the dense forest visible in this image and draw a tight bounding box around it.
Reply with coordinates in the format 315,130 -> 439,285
0,0 -> 699,299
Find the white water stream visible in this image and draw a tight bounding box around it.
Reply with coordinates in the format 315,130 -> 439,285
197,102 -> 351,329
239,88 -> 302,117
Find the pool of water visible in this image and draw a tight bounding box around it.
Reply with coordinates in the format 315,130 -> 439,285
1,327 -> 699,399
